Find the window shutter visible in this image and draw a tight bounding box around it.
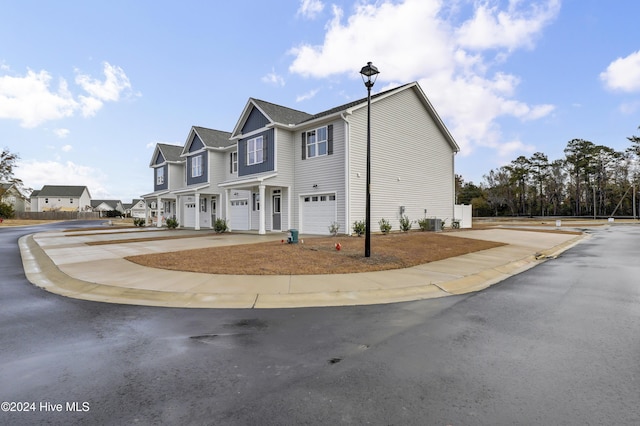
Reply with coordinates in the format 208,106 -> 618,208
327,124 -> 333,155
229,152 -> 233,173
263,134 -> 268,162
301,132 -> 306,160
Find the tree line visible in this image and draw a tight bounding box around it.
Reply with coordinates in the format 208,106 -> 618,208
457,126 -> 640,217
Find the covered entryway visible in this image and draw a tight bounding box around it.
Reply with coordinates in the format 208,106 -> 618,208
300,194 -> 336,234
230,199 -> 250,230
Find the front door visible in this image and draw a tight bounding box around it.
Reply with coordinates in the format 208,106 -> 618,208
272,194 -> 281,231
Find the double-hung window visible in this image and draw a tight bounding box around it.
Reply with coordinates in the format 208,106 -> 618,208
306,126 -> 328,158
247,136 -> 264,165
231,151 -> 238,173
191,154 -> 203,177
156,167 -> 165,185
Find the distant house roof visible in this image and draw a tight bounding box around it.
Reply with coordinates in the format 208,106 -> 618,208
90,200 -> 121,209
30,189 -> 40,198
35,185 -> 91,198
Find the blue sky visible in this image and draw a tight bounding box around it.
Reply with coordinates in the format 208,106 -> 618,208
2,0 -> 639,202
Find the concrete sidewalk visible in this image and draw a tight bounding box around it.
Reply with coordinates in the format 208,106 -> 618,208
19,227 -> 587,309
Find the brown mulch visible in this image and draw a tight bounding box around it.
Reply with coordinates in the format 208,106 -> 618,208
125,232 -> 508,275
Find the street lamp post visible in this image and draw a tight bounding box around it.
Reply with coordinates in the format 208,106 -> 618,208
360,61 -> 379,258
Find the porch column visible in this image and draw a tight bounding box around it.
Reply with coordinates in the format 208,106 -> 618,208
156,196 -> 162,228
225,189 -> 231,231
259,184 -> 266,235
176,195 -> 181,228
144,200 -> 150,226
195,192 -> 201,230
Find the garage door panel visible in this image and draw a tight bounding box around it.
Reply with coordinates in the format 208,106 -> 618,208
230,199 -> 250,231
301,194 -> 336,235
183,199 -> 196,228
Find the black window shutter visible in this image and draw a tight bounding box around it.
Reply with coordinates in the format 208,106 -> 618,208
327,124 -> 333,155
229,152 -> 233,173
301,132 -> 306,160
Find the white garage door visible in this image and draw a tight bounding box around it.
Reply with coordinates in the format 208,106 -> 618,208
230,199 -> 250,230
183,199 -> 196,228
301,194 -> 336,234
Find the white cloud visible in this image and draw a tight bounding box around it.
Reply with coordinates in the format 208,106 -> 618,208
600,50 -> 640,92
0,61 -> 133,127
17,159 -> 111,198
297,0 -> 324,19
287,0 -> 559,156
61,144 -> 73,152
296,88 -> 319,102
261,69 -> 286,87
0,69 -> 78,127
456,0 -> 561,51
53,128 -> 71,138
146,142 -> 156,149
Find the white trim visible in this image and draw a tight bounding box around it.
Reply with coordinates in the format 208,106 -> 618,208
219,173 -> 277,188
172,183 -> 210,195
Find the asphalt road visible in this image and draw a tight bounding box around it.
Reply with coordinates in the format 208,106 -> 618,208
1,222 -> 639,425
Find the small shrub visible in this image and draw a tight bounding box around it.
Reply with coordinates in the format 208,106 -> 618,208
399,215 -> 412,232
378,217 -> 392,234
214,218 -> 229,233
166,217 -> 179,229
417,217 -> 429,231
352,220 -> 366,236
328,221 -> 340,236
0,202 -> 15,219
133,218 -> 146,227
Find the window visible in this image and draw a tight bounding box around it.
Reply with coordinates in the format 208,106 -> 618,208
252,193 -> 260,211
247,136 -> 264,165
191,154 -> 203,177
306,126 -> 328,158
156,167 -> 165,185
70,198 -> 73,203
231,151 -> 238,173
45,198 -> 49,204
200,198 -> 207,212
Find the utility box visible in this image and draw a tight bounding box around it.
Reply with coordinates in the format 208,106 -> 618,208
288,229 -> 299,244
428,218 -> 442,232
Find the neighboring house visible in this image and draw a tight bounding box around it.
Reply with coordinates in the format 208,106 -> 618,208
142,143 -> 185,226
91,199 -> 125,215
31,185 -> 92,212
0,182 -> 31,213
124,199 -> 146,218
145,82 -> 459,234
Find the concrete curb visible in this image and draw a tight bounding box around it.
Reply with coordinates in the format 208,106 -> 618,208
19,231 -> 588,309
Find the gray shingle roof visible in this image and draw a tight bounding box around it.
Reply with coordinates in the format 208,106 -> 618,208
36,185 -> 89,197
251,99 -> 313,125
298,83 -> 414,124
193,126 -> 234,148
90,200 -> 121,209
157,143 -> 183,162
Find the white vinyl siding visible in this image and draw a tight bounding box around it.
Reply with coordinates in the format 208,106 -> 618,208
293,119 -> 346,233
348,87 -> 455,227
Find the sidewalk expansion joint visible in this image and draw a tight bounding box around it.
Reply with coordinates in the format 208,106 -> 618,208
431,282 -> 452,294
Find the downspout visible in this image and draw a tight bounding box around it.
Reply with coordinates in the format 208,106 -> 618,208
452,151 -> 457,219
342,112 -> 351,234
